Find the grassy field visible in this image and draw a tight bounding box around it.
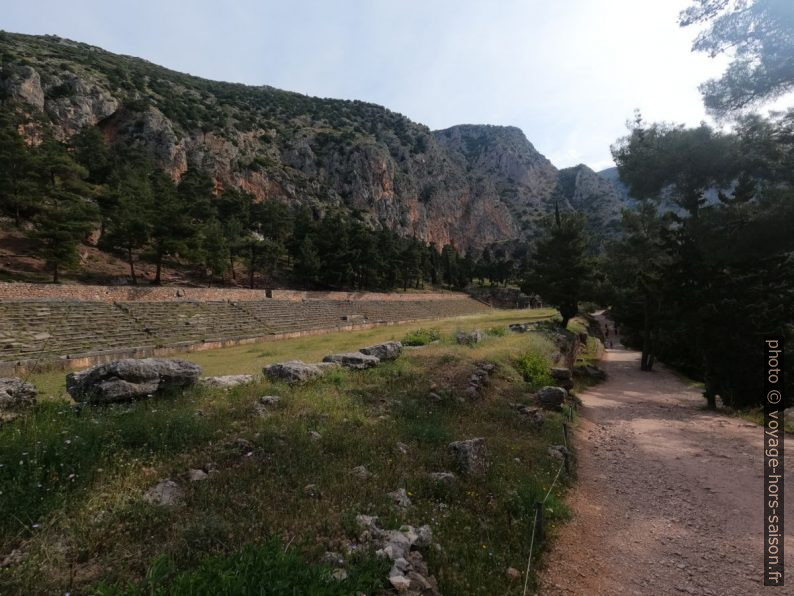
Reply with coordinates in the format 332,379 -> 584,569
26,309 -> 557,398
0,308 -> 593,594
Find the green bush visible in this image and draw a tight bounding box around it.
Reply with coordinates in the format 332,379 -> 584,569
402,328 -> 441,346
486,326 -> 507,337
514,351 -> 552,388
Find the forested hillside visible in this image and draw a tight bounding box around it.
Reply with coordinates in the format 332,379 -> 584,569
0,31 -> 629,287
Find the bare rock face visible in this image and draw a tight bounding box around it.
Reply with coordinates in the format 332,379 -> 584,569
0,33 -> 629,250
557,164 -> 625,240
448,438 -> 489,476
322,352 -> 380,369
359,341 -> 402,361
43,74 -> 119,137
263,360 -> 330,383
0,378 -> 37,410
66,358 -> 202,404
2,64 -> 45,110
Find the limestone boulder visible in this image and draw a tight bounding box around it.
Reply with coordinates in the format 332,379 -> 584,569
263,360 -> 329,383
199,374 -> 255,389
448,438 -> 489,476
0,378 -> 37,410
359,341 -> 403,361
573,364 -> 607,380
66,359 -> 201,404
455,330 -> 484,346
323,352 -> 380,369
537,386 -> 568,411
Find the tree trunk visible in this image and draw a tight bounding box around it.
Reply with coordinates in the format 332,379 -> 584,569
229,255 -> 236,281
640,296 -> 653,371
153,253 -> 162,285
127,246 -> 137,285
52,262 -> 59,284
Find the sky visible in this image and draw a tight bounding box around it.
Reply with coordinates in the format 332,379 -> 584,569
2,0 -> 742,170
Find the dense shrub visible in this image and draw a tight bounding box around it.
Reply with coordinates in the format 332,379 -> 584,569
402,328 -> 441,346
514,351 -> 552,388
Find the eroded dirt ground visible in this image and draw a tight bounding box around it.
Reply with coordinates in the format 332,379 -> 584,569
541,321 -> 793,595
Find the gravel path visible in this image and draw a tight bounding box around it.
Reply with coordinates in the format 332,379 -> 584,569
540,318 -> 793,595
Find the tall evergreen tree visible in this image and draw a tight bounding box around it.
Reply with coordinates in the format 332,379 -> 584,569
523,211 -> 592,328
30,137 -> 99,282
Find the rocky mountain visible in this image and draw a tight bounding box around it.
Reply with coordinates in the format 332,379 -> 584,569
558,164 -> 627,240
0,32 -> 629,251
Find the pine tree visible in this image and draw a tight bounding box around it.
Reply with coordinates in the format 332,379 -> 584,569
102,166 -> 153,284
295,235 -> 321,288
0,117 -> 38,224
29,137 -> 98,282
524,211 -> 592,328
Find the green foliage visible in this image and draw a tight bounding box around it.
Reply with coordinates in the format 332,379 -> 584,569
402,328 -> 441,346
514,351 -> 552,388
680,0 -> 794,117
612,116 -> 738,216
94,540 -> 388,595
485,326 -> 507,337
522,211 -> 592,328
605,111 -> 794,408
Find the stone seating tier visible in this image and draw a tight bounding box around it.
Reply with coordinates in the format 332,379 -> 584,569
0,298 -> 488,365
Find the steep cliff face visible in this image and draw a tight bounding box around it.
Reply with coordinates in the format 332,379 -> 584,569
558,164 -> 627,241
0,32 -> 628,250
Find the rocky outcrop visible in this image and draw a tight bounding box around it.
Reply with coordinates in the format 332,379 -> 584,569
574,364 -> 607,381
455,330 -> 484,346
2,64 -> 45,110
550,367 -> 574,390
359,341 -> 402,361
0,32 -> 631,251
0,378 -> 37,409
143,479 -> 183,506
448,437 -> 489,476
263,360 -> 336,383
537,386 -> 568,411
355,515 -> 439,595
557,164 -> 626,242
199,374 -> 255,389
322,352 -> 380,369
66,358 -> 201,403
465,362 -> 495,399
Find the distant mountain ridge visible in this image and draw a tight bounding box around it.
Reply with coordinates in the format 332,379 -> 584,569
0,32 -> 631,250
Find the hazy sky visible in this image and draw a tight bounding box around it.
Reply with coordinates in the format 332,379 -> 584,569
4,0 -> 736,170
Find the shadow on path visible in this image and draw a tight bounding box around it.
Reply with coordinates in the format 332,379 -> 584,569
539,314 -> 793,595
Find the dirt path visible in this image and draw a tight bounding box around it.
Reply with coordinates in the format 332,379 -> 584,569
540,317 -> 793,595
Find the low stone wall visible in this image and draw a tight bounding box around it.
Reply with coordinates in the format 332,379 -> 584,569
0,282 -> 466,303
